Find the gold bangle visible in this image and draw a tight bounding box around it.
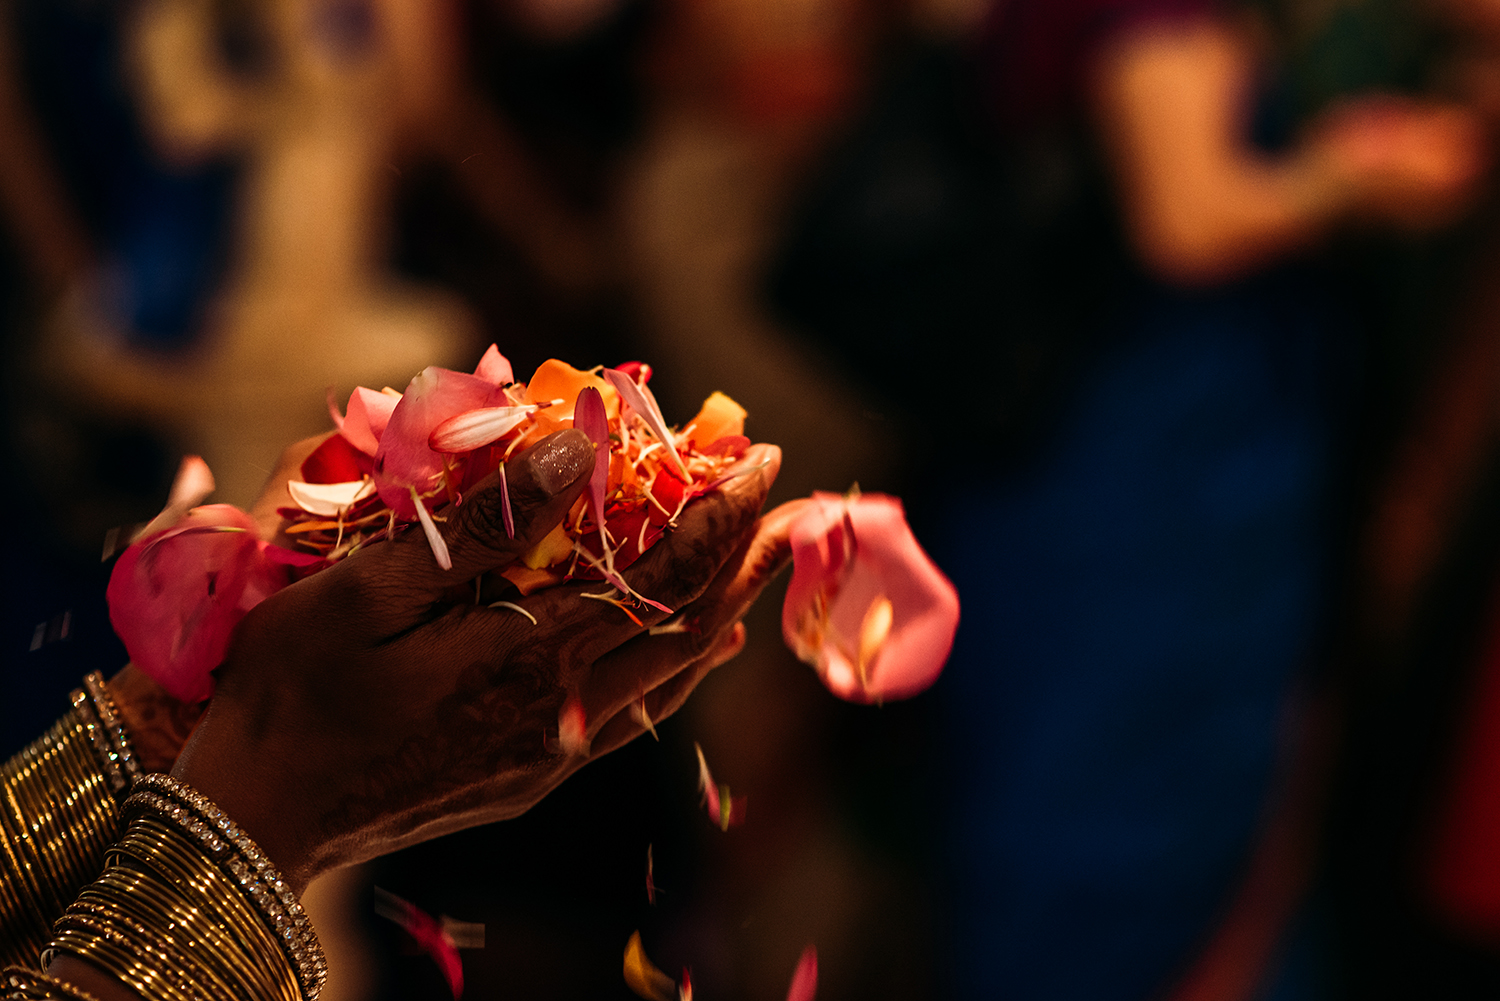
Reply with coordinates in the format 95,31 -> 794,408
126,775 -> 326,997
0,967 -> 103,1001
0,702 -> 127,971
42,776 -> 324,1001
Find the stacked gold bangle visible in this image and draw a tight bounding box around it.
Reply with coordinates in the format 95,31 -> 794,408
43,774 -> 326,1001
1,968 -> 101,1001
0,674 -> 138,970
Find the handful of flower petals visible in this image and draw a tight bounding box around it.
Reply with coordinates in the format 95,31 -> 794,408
107,346 -> 959,707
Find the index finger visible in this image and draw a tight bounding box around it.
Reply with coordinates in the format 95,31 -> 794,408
493,444 -> 782,666
369,429 -> 597,598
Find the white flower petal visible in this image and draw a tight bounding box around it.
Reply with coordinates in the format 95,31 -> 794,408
288,478 -> 375,517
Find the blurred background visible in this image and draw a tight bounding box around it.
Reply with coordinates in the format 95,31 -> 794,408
13,0 -> 1500,997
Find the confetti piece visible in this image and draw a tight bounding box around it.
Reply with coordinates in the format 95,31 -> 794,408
624,931 -> 676,1001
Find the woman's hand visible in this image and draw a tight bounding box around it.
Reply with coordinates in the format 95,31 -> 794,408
170,429 -> 786,892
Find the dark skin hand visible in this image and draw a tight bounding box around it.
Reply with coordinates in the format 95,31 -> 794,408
51,428 -> 799,1001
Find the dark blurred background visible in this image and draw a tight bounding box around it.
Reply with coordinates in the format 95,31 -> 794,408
13,0 -> 1500,998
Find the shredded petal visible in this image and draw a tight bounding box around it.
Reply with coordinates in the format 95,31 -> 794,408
498,461 -> 514,539
409,487 -> 452,570
604,368 -> 691,482
486,600 -> 537,625
429,406 -> 536,453
632,698 -> 659,740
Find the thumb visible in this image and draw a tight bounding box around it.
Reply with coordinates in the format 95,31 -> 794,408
380,428 -> 596,592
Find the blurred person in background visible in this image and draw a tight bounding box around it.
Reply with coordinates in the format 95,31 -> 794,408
768,0 -> 1487,997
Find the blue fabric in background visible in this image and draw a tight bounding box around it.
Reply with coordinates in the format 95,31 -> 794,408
931,280 -> 1340,1000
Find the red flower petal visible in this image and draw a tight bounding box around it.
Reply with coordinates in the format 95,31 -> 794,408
300,433 -> 369,483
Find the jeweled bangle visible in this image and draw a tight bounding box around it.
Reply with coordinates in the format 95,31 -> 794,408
71,674 -> 139,793
43,775 -> 325,1001
125,774 -> 326,998
0,676 -> 134,971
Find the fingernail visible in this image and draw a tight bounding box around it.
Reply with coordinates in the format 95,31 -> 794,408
528,429 -> 595,496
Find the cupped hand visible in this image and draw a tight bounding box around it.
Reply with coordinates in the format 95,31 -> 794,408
170,429 -> 787,891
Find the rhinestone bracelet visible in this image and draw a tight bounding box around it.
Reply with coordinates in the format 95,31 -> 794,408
124,774 -> 326,999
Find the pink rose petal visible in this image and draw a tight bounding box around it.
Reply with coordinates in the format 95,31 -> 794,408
374,367 -> 502,518
785,946 -> 818,1001
694,742 -> 745,831
108,504 -> 295,702
473,343 -> 514,386
574,387 -> 612,557
341,386 -> 401,457
782,493 -> 959,704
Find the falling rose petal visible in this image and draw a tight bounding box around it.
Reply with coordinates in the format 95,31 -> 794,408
785,946 -> 818,1001
645,844 -> 657,904
574,387 -> 612,556
342,386 -> 401,456
632,698 -> 659,741
782,493 -> 959,704
429,406 -> 536,453
498,461 -> 514,539
374,888 -> 465,1000
473,343 -> 514,386
623,932 -> 676,1001
694,743 -> 745,831
695,742 -> 723,821
288,479 -> 375,517
604,368 -> 690,482
108,505 -> 295,702
131,456 -> 216,544
375,367 -> 501,518
410,487 -> 453,570
558,694 -> 589,757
